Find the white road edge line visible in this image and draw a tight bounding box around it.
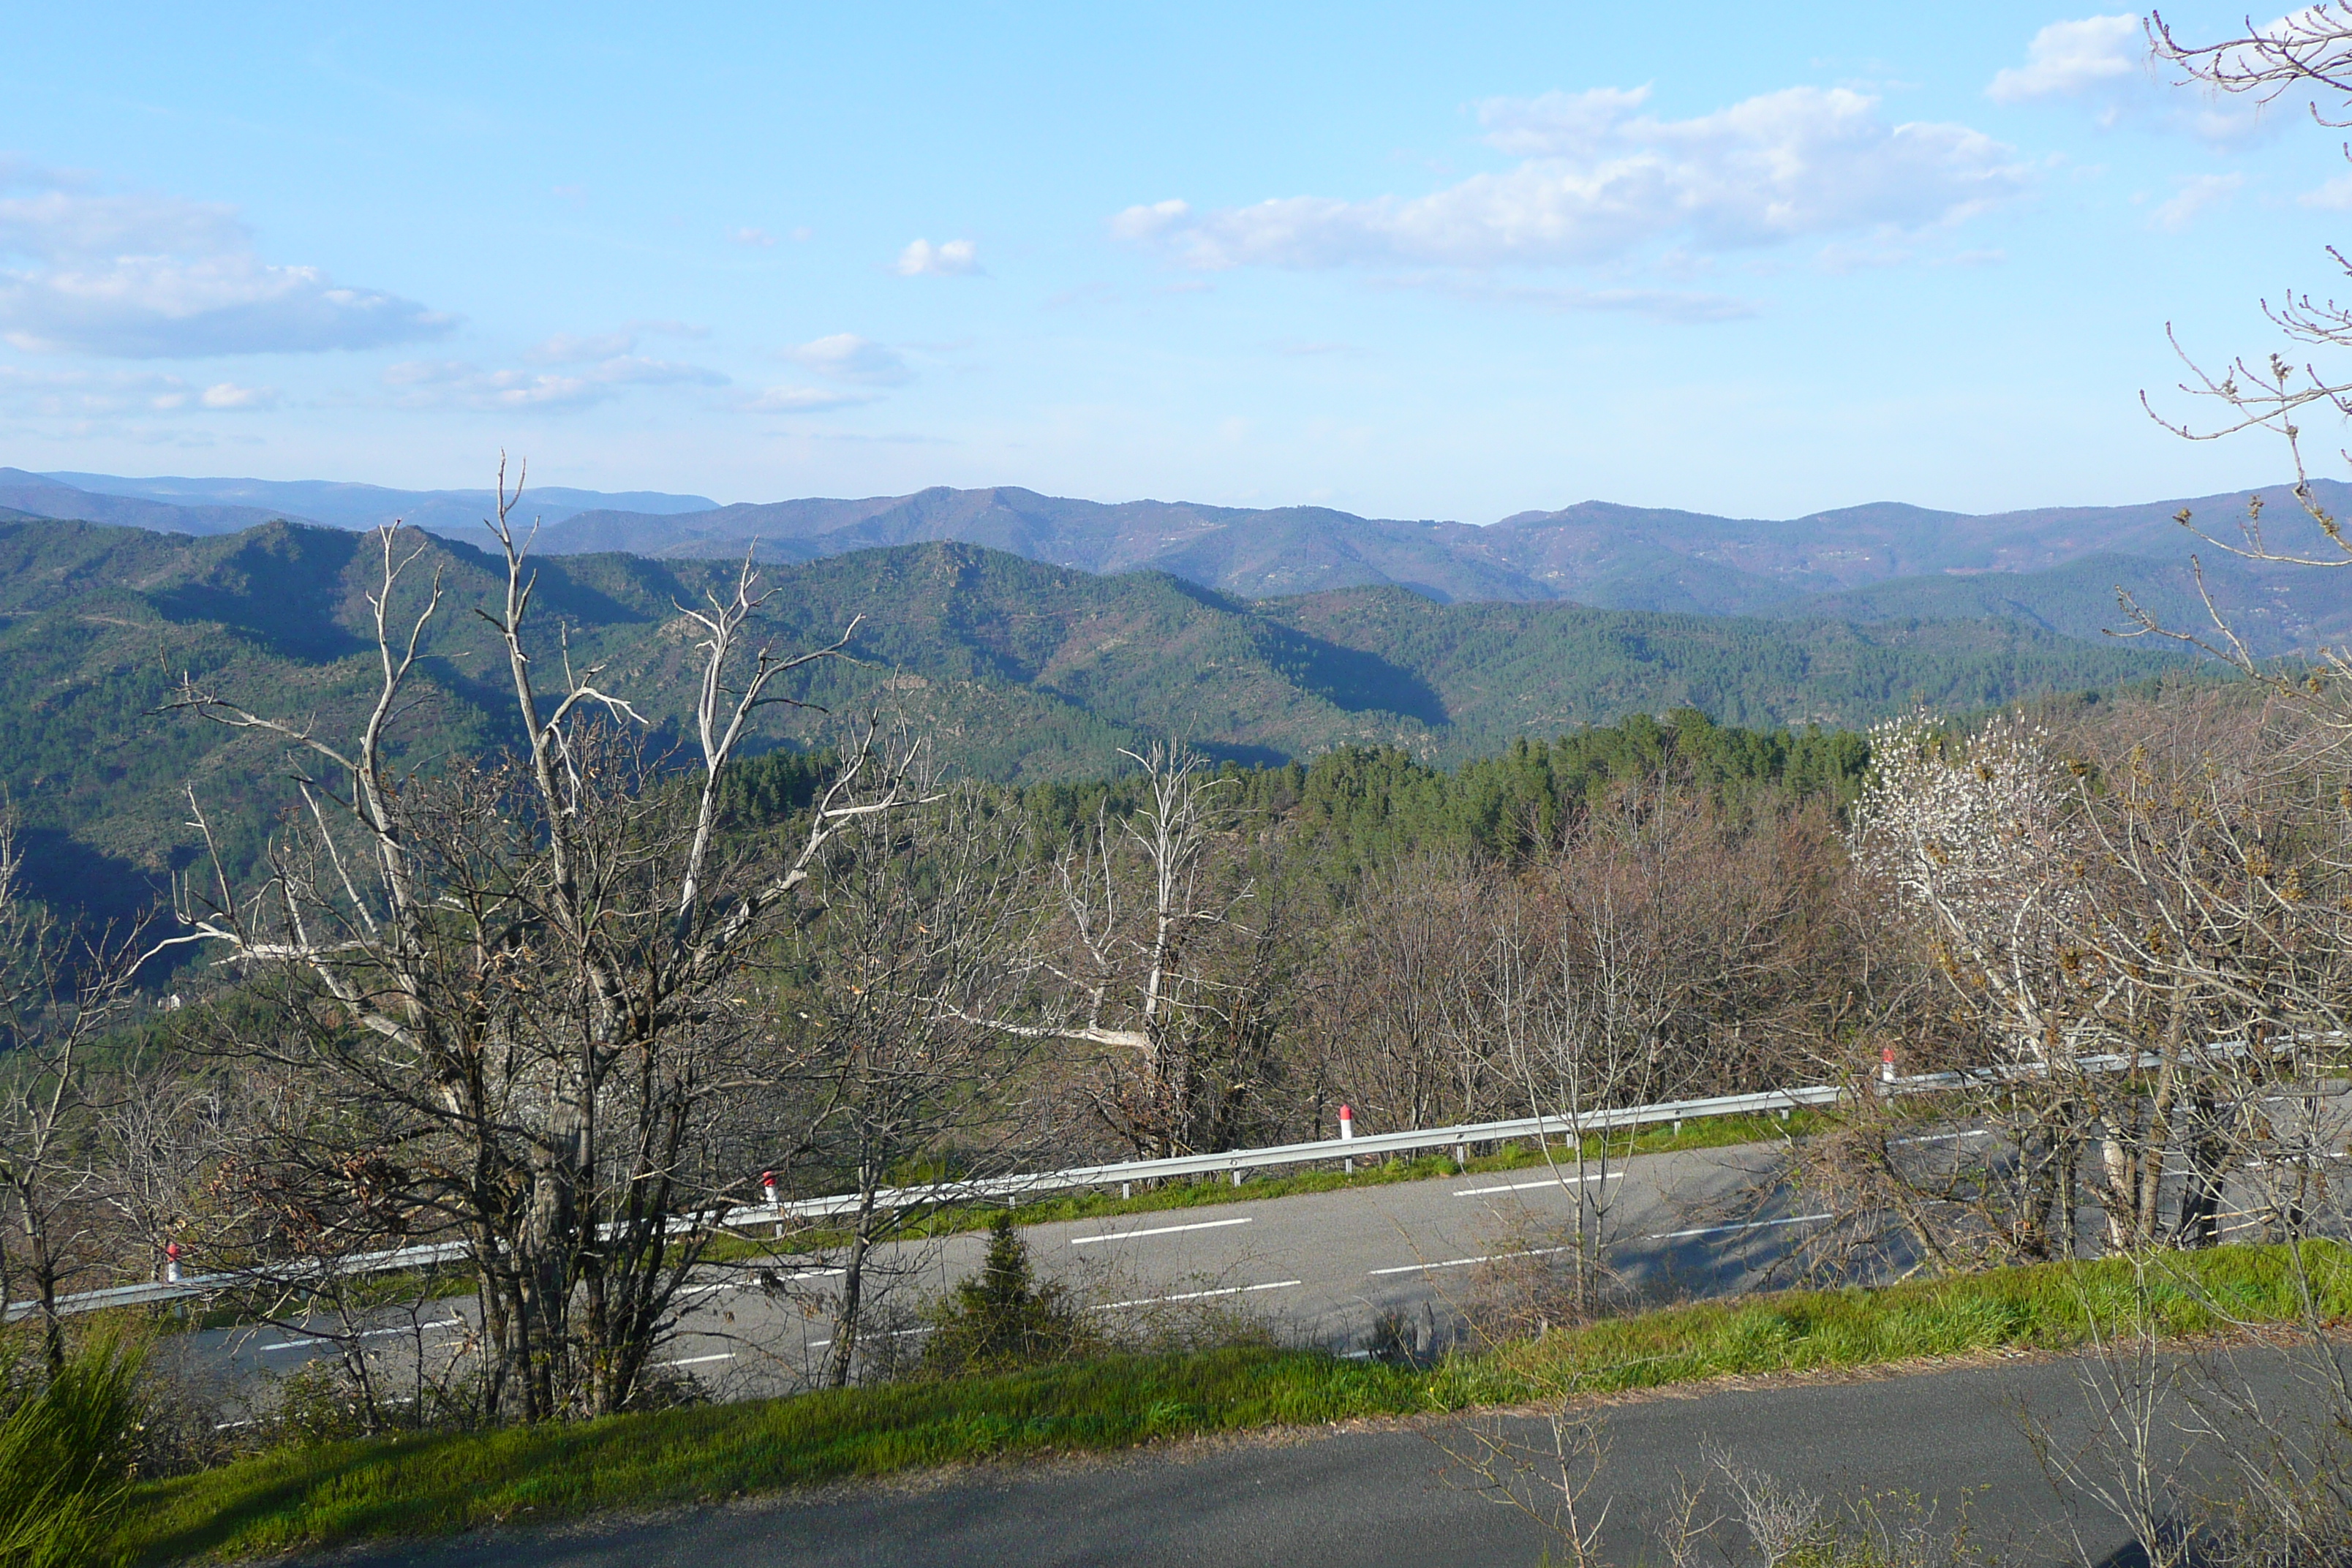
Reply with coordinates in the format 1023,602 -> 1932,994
1891,1131 -> 1992,1147
1372,1214 -> 1832,1273
260,1319 -> 465,1352
1088,1280 -> 1300,1311
1071,1216 -> 1254,1246
1454,1173 -> 1623,1197
663,1352 -> 736,1368
1646,1213 -> 1832,1242
1369,1246 -> 1570,1277
807,1327 -> 933,1350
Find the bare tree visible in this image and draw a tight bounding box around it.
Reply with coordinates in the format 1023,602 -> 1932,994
1480,783 -> 1799,1317
0,806 -> 153,1376
775,774 -> 1046,1387
1315,852 -> 1499,1132
159,462 -> 921,1421
960,744 -> 1281,1158
88,1052 -> 226,1286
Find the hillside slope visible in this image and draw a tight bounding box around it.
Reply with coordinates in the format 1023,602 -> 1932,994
1768,550 -> 2352,657
0,518 -> 2183,918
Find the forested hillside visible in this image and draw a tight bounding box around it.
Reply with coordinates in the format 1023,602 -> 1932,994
0,514 -> 2180,918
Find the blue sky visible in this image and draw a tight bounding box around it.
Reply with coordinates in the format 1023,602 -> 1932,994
4,2 -> 2348,521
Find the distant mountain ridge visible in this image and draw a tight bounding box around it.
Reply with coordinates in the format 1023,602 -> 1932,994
11,467 -> 2352,652
0,469 -> 298,535
537,479 -> 2352,630
10,470 -> 717,537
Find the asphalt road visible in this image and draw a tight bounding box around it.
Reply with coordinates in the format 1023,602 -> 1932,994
181,1136 -> 1828,1406
178,1099 -> 2347,1409
286,1342 -> 2347,1568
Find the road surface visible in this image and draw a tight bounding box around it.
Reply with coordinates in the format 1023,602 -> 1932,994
274,1341 -> 2346,1567
178,1136 -> 1831,1405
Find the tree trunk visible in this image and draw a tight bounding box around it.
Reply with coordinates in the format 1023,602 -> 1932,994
2176,1086 -> 2226,1249
824,1205 -> 877,1390
19,1189 -> 64,1380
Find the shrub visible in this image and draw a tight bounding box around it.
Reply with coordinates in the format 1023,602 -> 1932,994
920,1213 -> 1093,1376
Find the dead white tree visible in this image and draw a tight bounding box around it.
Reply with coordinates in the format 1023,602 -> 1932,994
954,744 -> 1271,1158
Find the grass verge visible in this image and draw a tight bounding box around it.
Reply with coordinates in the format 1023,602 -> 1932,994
118,1240 -> 2351,1564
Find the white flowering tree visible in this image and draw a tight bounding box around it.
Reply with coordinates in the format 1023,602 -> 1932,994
1845,699 -> 2351,1259
1851,710 -> 2102,1067
1843,709 -> 2116,1260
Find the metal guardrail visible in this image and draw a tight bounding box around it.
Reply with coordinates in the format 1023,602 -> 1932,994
13,1035 -> 2326,1322
1,1240 -> 471,1324
6,1084 -> 1842,1322
736,1083 -> 1844,1226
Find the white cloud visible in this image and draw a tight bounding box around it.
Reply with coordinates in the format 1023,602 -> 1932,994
1109,200 -> 1191,242
1478,86 -> 1658,159
742,385 -> 873,412
0,159 -> 451,357
0,362 -> 276,416
198,380 -> 274,409
530,330 -> 637,363
526,322 -> 708,363
2301,173 -> 2352,209
382,353 -> 724,411
729,226 -> 778,247
1984,14 -> 2278,144
894,237 -> 980,276
1115,85 -> 2027,273
1373,274 -> 1759,323
1987,15 -> 2144,103
2150,170 -> 2245,230
777,332 -> 911,385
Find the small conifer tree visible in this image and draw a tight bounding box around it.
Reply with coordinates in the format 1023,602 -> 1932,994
922,1213 -> 1085,1375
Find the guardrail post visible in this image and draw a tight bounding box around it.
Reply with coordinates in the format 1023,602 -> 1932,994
1454,1140 -> 1467,1170
1230,1169 -> 1243,1187
1120,1182 -> 1132,1200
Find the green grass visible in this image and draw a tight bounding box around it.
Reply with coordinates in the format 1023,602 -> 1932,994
117,1240 -> 2351,1564
0,1331 -> 147,1568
